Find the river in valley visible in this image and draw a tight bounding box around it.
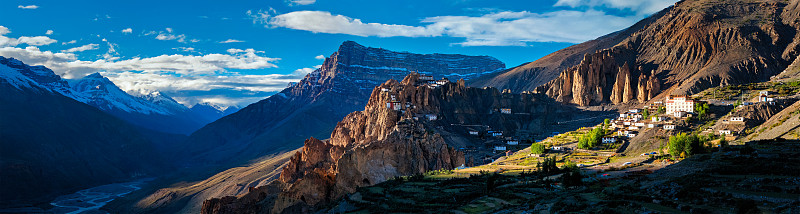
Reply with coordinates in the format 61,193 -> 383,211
48,179 -> 151,214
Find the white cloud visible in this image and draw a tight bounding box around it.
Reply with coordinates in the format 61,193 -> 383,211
287,0 -> 316,6
45,30 -> 54,35
254,9 -> 639,46
62,40 -> 77,45
150,28 -> 190,43
156,33 -> 186,42
106,72 -> 293,106
0,27 -> 57,47
62,44 -> 99,53
0,26 -> 284,106
315,55 -> 325,60
293,65 -> 321,75
15,36 -> 58,47
122,28 -> 133,34
554,0 -> 677,15
265,11 -> 440,37
219,39 -> 244,43
18,5 -> 38,9
173,47 -> 196,52
0,45 -> 279,78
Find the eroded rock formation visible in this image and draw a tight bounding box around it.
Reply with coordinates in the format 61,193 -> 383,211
507,0 -> 800,106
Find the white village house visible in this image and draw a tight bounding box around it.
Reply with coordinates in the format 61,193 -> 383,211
666,95 -> 696,114
425,114 -> 438,120
386,101 -> 402,110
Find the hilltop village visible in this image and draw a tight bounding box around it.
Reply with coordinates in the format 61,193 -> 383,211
314,75 -> 800,214
382,74 -> 792,164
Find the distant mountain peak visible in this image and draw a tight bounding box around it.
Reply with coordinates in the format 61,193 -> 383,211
192,102 -> 235,112
85,72 -> 104,79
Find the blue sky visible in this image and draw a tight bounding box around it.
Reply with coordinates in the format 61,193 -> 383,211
0,0 -> 676,107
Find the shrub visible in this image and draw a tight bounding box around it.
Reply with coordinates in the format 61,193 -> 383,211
531,143 -> 546,154
668,133 -> 706,158
578,127 -> 604,149
537,157 -> 558,174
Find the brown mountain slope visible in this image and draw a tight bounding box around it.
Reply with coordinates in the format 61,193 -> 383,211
535,0 -> 800,106
746,99 -> 800,141
468,7 -> 669,92
103,149 -> 298,214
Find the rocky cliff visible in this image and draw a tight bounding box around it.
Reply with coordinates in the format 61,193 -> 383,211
487,0 -> 800,106
182,41 -> 504,166
200,73 -> 606,214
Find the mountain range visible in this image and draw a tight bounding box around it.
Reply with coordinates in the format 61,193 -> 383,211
67,73 -> 239,135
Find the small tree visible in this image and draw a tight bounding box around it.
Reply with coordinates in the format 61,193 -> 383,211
643,109 -> 650,120
561,161 -> 582,187
719,135 -> 728,147
657,106 -> 666,115
695,102 -> 710,120
668,132 -> 706,158
537,157 -> 558,174
577,127 -> 604,149
530,143 -> 546,154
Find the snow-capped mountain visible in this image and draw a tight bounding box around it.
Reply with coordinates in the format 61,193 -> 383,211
68,73 -> 173,115
0,57 -> 86,102
137,90 -> 192,114
0,56 -> 240,135
189,103 -> 240,124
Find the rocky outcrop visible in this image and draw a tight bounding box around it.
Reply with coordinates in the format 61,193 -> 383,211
201,73 -> 601,214
512,0 -> 800,106
534,50 -> 662,106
